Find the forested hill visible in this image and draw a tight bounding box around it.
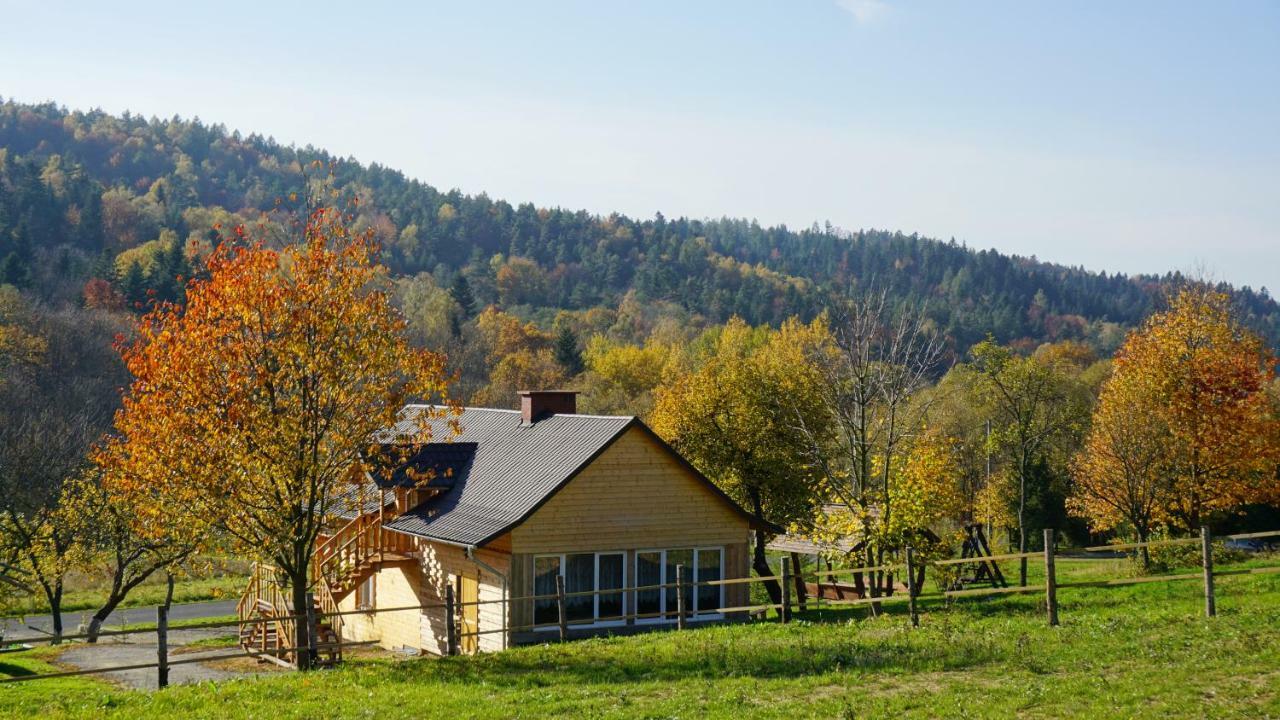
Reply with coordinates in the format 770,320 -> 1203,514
2,98 -> 1278,354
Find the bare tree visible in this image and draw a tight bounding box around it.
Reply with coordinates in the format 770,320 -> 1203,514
791,290 -> 944,605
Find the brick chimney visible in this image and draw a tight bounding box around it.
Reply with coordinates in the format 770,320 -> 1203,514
519,390 -> 578,425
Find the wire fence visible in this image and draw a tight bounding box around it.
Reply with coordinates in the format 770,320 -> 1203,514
2,526 -> 1277,688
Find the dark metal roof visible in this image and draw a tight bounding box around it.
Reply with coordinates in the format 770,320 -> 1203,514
381,405 -> 770,547
331,480 -> 387,521
365,442 -> 477,490
383,407 -> 635,546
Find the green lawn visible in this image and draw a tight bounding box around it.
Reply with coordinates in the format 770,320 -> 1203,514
2,557 -> 1278,719
1,563 -> 251,620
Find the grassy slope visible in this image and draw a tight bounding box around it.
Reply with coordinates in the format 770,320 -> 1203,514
2,559 -> 1278,719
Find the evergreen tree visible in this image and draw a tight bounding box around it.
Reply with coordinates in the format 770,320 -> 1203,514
554,326 -> 584,375
119,260 -> 147,308
449,274 -> 476,318
0,252 -> 31,287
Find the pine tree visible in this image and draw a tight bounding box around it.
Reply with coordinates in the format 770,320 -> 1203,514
554,326 -> 584,375
119,260 -> 147,309
449,274 -> 476,318
0,252 -> 31,288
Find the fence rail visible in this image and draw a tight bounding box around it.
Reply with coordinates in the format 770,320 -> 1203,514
3,525 -> 1277,688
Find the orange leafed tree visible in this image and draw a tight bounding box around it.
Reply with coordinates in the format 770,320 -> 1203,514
96,207 -> 455,660
1072,286 -> 1279,539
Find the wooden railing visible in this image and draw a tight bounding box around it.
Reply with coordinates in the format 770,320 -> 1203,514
312,513 -> 415,595
237,562 -> 296,660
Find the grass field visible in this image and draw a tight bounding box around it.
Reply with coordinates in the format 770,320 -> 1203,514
1,557 -> 251,619
1,556 -> 1278,719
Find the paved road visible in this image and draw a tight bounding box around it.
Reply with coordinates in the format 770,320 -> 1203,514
2,599 -> 239,640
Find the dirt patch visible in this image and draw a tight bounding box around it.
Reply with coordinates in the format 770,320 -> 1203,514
51,629 -> 279,691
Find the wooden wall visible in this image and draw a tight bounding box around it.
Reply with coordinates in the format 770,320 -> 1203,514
510,426 -> 751,553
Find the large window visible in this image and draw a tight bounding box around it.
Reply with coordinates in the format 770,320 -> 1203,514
534,552 -> 626,628
635,547 -> 724,622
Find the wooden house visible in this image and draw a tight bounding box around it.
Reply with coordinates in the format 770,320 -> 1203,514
241,391 -> 767,657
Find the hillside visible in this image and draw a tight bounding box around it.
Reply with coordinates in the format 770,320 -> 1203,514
2,98 -> 1278,360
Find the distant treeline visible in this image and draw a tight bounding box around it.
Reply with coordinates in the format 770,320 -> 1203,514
1,97 -> 1278,359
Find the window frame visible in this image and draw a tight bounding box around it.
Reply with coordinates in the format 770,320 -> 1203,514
532,551 -> 628,630
634,547 -> 725,624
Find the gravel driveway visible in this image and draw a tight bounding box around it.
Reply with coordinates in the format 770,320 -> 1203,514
41,627 -> 279,690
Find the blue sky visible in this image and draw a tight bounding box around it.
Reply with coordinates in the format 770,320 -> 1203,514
2,1 -> 1277,291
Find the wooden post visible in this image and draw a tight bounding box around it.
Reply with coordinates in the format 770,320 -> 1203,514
1043,528 -> 1058,627
156,606 -> 169,688
304,591 -> 319,670
445,584 -> 459,656
1201,526 -> 1216,618
780,559 -> 791,623
555,574 -> 568,642
905,547 -> 919,628
675,564 -> 687,630
813,554 -> 823,619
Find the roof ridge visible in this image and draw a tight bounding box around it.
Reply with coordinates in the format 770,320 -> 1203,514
402,404 -> 633,420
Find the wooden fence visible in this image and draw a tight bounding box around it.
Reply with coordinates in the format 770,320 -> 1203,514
2,526 -> 1277,688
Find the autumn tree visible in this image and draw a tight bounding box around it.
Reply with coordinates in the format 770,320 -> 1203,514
97,207 -> 455,667
1073,287 -> 1279,536
651,317 -> 831,610
1069,363 -> 1170,567
579,334 -> 678,416
969,338 -> 1089,585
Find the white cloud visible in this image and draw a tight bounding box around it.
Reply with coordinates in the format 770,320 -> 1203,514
836,0 -> 889,24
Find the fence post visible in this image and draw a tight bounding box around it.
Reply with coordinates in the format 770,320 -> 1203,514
814,554 -> 823,619
156,606 -> 169,689
905,547 -> 919,628
1043,528 -> 1058,627
445,585 -> 459,656
555,574 -> 568,641
780,559 -> 791,623
304,591 -> 319,669
675,564 -> 687,630
1201,526 -> 1216,618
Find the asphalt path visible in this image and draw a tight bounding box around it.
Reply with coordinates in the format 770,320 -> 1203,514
2,598 -> 238,640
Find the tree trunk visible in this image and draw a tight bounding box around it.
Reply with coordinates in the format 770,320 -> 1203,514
42,581 -> 64,643
163,572 -> 176,611
87,560 -> 172,642
752,528 -> 783,615
1017,458 -> 1028,587
789,553 -> 807,611
290,569 -> 312,670
865,544 -> 881,616
87,596 -> 122,643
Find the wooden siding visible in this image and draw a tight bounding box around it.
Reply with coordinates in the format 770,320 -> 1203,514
340,541 -> 510,655
510,426 -> 751,554
507,426 -> 752,627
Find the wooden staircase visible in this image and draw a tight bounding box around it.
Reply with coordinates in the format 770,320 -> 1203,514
237,563 -> 344,667
237,513 -> 415,667
312,513 -> 414,599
